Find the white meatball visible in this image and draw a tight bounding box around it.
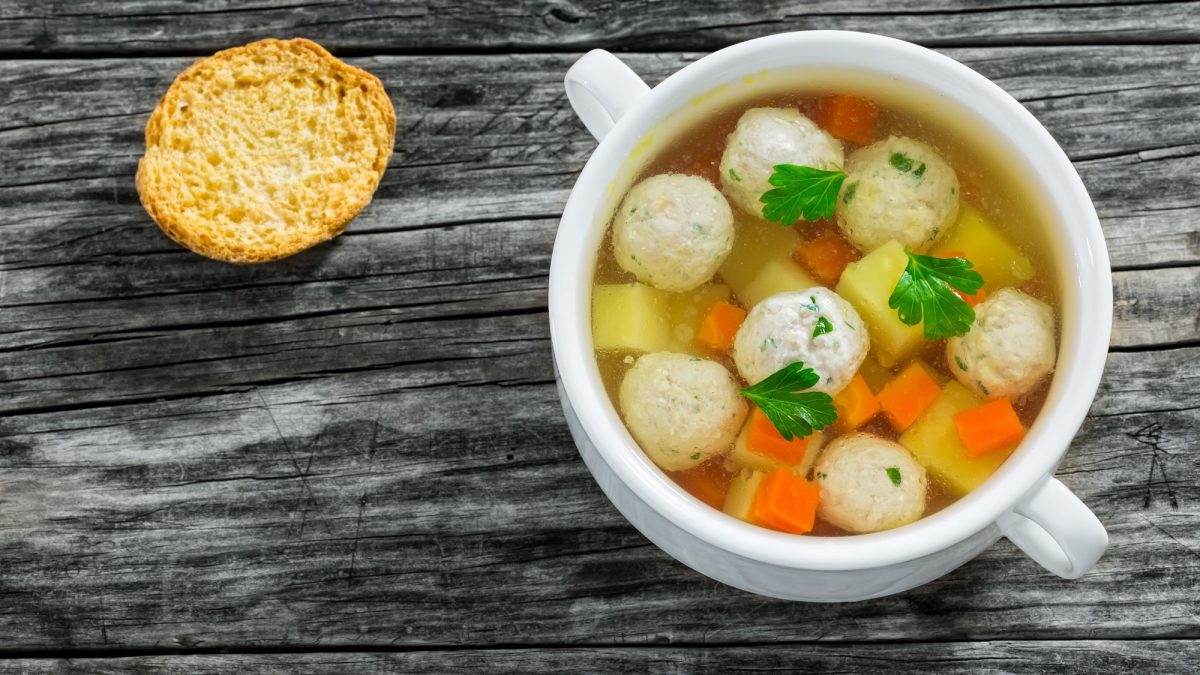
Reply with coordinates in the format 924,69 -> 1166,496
815,433 -> 928,533
612,174 -> 735,292
837,136 -> 959,253
947,288 -> 1056,398
732,288 -> 869,394
619,352 -> 748,472
719,108 -> 844,218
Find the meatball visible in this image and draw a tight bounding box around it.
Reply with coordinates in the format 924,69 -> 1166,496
814,433 -> 928,533
732,288 -> 869,394
837,136 -> 959,253
619,352 -> 748,472
719,108 -> 844,218
612,174 -> 735,292
946,287 -> 1056,398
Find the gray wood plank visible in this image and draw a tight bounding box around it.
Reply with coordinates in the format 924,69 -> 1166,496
0,222 -> 1192,415
2,46 -> 1196,271
0,48 -> 1196,414
1,0 -> 1198,55
1,641 -> 1197,673
0,346 -> 1194,649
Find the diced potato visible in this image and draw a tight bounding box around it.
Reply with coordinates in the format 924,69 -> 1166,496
592,283 -> 670,353
932,204 -> 1035,290
728,421 -> 824,474
716,214 -> 821,308
737,257 -> 821,309
836,239 -> 925,367
723,468 -> 767,521
718,214 -> 803,294
898,380 -> 1011,495
857,357 -> 893,393
667,284 -> 732,354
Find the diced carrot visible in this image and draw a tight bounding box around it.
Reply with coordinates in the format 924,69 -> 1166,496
749,468 -> 821,534
695,300 -> 747,352
672,461 -> 731,509
794,228 -> 861,286
935,251 -> 987,307
832,373 -> 881,433
745,407 -> 811,465
813,95 -> 878,146
876,361 -> 942,432
953,398 -> 1026,457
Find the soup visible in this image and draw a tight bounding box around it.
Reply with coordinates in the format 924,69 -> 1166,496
590,84 -> 1058,537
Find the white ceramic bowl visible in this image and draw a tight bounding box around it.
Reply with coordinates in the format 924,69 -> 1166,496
550,31 -> 1111,602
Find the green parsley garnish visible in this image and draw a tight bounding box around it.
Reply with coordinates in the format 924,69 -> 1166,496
890,152 -> 926,178
888,248 -> 984,340
886,467 -> 902,486
739,361 -> 837,441
843,180 -> 859,204
690,452 -> 701,460
954,355 -> 969,372
728,168 -> 742,182
760,164 -> 847,225
889,152 -> 914,172
813,316 -> 834,338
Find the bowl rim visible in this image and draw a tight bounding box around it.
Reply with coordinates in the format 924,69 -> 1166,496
549,30 -> 1112,571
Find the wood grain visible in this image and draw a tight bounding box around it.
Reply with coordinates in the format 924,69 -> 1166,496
2,0 -> 1199,55
3,47 -> 1197,269
1,48 -> 1197,417
0,345 -> 1194,649
0,30 -> 1196,658
1,641 -> 1198,673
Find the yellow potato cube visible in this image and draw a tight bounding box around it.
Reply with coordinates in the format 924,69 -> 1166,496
723,468 -> 767,521
932,204 -> 1035,290
857,357 -> 893,393
718,214 -> 803,297
836,240 -> 925,367
898,381 -> 1011,495
591,283 -> 671,353
737,257 -> 821,309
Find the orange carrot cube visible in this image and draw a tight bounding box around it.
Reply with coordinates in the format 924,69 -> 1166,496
876,362 -> 942,432
954,398 -> 1026,457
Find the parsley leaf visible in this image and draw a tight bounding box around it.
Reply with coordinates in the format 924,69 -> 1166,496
813,316 -> 834,338
760,164 -> 847,225
888,248 -> 984,340
889,152 -> 914,173
740,361 -> 837,440
886,467 -> 902,486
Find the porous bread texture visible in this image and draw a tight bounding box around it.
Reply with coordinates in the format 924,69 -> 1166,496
136,38 -> 396,263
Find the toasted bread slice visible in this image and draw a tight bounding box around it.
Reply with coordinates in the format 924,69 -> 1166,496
137,38 -> 395,263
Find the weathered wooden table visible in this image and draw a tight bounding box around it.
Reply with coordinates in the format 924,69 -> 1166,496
1,2 -> 1197,671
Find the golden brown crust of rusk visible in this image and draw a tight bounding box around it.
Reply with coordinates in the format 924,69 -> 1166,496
136,38 -> 396,263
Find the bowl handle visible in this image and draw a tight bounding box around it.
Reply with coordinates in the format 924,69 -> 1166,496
564,50 -> 651,142
997,477 -> 1107,579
